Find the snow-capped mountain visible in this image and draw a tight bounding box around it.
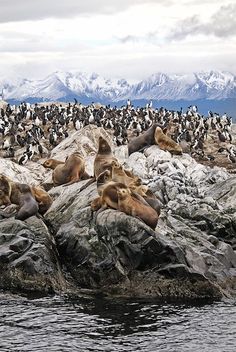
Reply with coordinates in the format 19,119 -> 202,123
0,70 -> 235,103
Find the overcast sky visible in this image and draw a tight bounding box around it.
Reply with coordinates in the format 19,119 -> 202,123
0,0 -> 235,81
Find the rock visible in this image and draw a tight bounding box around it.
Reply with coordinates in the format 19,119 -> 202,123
124,152 -> 148,179
0,125 -> 236,300
50,125 -> 112,161
207,177 -> 236,212
0,158 -> 49,185
0,217 -> 66,293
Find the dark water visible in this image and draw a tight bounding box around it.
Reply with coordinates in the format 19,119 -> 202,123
0,293 -> 235,352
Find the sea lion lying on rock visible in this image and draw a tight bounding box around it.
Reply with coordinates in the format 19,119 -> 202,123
117,187 -> 159,230
0,174 -> 52,218
91,174 -> 161,228
52,152 -> 90,187
0,175 -> 38,220
128,123 -> 159,155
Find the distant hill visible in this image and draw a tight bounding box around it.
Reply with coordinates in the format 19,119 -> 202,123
1,70 -> 236,117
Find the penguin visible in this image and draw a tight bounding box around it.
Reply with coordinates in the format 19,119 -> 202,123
217,130 -> 226,143
75,119 -> 81,130
18,152 -> 29,165
228,153 -> 236,164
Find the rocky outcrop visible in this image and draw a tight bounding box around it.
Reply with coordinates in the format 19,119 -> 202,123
0,217 -> 66,293
0,128 -> 236,300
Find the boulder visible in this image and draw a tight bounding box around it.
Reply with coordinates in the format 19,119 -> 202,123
0,217 -> 66,293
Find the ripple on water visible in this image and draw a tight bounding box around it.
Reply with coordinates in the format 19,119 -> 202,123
0,293 -> 235,352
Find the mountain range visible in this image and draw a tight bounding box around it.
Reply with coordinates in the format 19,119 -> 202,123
0,70 -> 235,102
0,70 -> 235,116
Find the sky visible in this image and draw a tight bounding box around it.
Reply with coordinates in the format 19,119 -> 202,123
0,0 -> 235,81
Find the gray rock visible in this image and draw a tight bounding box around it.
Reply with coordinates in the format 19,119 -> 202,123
0,217 -> 66,293
0,126 -> 236,300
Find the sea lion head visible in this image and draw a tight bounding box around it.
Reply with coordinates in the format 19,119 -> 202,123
111,160 -> 122,172
97,169 -> 112,184
155,127 -> 163,135
98,136 -> 111,154
42,160 -> 51,168
117,186 -> 131,200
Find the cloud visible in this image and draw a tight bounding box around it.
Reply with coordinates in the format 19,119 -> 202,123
117,3 -> 236,44
118,31 -> 159,44
0,0 -> 169,23
168,3 -> 236,40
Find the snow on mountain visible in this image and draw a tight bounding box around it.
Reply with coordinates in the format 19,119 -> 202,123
0,70 -> 235,102
128,71 -> 236,100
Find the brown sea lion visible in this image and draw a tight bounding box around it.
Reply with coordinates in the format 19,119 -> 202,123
94,136 -> 118,179
99,182 -> 128,210
0,176 -> 39,220
43,157 -> 91,181
91,182 -> 128,213
128,123 -> 160,155
128,178 -> 162,215
117,187 -> 158,230
90,196 -> 103,211
0,175 -> 52,217
154,127 -> 183,155
123,169 -> 136,178
91,170 -> 114,211
96,169 -> 113,195
111,160 -> 135,186
52,152 -> 86,186
80,136 -> 118,192
142,196 -> 161,216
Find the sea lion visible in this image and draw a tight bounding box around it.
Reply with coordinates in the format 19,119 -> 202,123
43,158 -> 91,180
128,123 -> 160,155
142,196 -> 161,216
96,169 -> 113,195
90,196 -> 103,211
14,184 -> 39,221
91,182 -> 129,212
0,174 -> 52,217
111,160 -> 135,186
154,127 -> 183,155
52,152 -> 87,186
128,178 -> 162,215
80,136 -> 118,192
90,170 -> 114,211
117,187 -> 159,230
94,136 -> 118,179
0,175 -> 39,220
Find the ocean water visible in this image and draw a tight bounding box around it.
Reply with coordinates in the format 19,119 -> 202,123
0,293 -> 235,352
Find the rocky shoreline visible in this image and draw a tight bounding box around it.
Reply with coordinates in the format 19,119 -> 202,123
0,126 -> 236,300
